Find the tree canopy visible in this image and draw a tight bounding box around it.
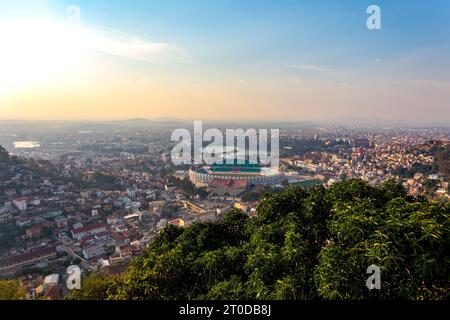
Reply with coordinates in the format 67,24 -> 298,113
69,179 -> 450,300
0,280 -> 26,300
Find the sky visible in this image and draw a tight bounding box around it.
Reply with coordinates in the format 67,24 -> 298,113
0,0 -> 449,124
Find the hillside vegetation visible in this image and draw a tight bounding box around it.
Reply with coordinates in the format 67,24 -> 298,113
0,145 -> 10,162
64,179 -> 448,300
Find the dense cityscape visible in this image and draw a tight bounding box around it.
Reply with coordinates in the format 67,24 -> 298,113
0,120 -> 449,299
0,0 -> 449,307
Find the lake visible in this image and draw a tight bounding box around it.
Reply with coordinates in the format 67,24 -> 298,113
13,141 -> 41,149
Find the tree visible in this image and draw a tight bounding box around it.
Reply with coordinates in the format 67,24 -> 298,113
68,179 -> 450,300
66,273 -> 117,300
0,280 -> 26,300
315,193 -> 450,300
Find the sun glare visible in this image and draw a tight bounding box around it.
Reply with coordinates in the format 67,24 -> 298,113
0,19 -> 88,94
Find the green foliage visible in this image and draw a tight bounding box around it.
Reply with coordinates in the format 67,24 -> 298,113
70,180 -> 450,300
66,273 -> 117,300
241,191 -> 262,202
67,172 -> 119,189
422,179 -> 439,192
393,162 -> 438,179
0,223 -> 25,254
0,280 -> 26,300
241,185 -> 284,202
168,176 -> 209,198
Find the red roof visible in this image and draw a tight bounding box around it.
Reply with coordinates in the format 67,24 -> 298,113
73,223 -> 106,234
232,179 -> 248,188
44,285 -> 62,300
16,216 -> 32,223
168,218 -> 184,226
0,246 -> 57,268
210,179 -> 229,188
95,231 -> 111,238
209,178 -> 248,189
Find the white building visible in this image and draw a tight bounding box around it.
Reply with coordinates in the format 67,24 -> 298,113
82,244 -> 105,260
71,223 -> 107,241
12,198 -> 27,212
43,274 -> 59,289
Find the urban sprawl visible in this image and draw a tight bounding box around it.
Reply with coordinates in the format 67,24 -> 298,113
0,122 -> 449,299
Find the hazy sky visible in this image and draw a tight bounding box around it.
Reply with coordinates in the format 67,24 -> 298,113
0,0 -> 449,124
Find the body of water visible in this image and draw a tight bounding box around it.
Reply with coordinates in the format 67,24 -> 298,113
13,141 -> 41,149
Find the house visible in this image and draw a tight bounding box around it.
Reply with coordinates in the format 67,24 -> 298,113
168,218 -> 185,227
26,225 -> 44,239
82,244 -> 105,260
72,222 -> 83,229
12,197 -> 27,211
54,216 -> 69,229
80,191 -> 91,198
4,188 -> 16,197
115,244 -> 133,261
106,215 -> 119,225
123,212 -> 143,222
45,210 -> 63,219
29,198 -> 41,206
71,223 -> 107,241
94,231 -> 112,241
148,200 -> 166,212
16,216 -> 32,227
0,211 -> 12,224
174,170 -> 186,179
0,246 -> 57,277
108,253 -> 123,266
43,274 -> 59,289
64,206 -> 75,213
436,188 -> 448,197
44,285 -> 62,300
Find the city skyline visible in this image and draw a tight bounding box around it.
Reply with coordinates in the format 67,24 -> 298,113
0,0 -> 449,123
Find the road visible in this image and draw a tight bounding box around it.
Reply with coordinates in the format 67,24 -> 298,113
54,236 -> 89,265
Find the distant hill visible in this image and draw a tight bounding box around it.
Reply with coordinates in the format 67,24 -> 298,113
0,145 -> 10,162
106,118 -> 189,128
0,145 -> 56,179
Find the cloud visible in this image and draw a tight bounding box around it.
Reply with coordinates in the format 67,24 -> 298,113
74,24 -> 187,63
0,19 -> 189,92
0,19 -> 188,66
288,64 -> 334,73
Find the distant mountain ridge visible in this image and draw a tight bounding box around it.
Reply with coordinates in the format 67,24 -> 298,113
106,117 -> 189,127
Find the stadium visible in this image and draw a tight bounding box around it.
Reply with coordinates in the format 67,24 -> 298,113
189,162 -> 284,196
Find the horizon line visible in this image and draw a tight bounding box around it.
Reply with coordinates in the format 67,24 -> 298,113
0,117 -> 449,128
